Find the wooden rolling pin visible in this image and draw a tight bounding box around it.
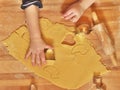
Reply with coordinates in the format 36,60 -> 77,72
92,11 -> 117,67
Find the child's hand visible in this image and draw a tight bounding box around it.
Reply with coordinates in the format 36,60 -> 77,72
25,39 -> 51,66
63,1 -> 84,23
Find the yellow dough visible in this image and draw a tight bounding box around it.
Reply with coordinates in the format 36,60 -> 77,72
2,18 -> 107,89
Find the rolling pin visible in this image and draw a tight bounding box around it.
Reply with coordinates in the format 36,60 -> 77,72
92,11 -> 117,67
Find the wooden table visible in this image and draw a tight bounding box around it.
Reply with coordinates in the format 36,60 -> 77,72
0,0 -> 120,90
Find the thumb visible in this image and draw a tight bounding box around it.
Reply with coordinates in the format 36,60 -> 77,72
45,45 -> 53,49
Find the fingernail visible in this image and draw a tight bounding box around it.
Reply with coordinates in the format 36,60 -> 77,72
72,20 -> 76,23
32,62 -> 35,66
64,17 -> 68,20
24,57 -> 27,61
61,16 -> 64,18
43,61 -> 47,64
72,21 -> 75,23
63,14 -> 67,17
38,64 -> 41,67
37,62 -> 41,67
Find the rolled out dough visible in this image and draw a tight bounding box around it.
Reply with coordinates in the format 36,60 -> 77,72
2,18 -> 107,89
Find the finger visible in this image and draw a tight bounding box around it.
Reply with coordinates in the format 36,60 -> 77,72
25,50 -> 32,60
31,53 -> 36,66
63,10 -> 73,17
45,45 -> 53,49
64,13 -> 75,20
40,51 -> 46,65
36,53 -> 41,66
70,17 -> 79,23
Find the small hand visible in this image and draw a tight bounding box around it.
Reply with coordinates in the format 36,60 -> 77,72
63,1 -> 84,23
25,39 -> 51,66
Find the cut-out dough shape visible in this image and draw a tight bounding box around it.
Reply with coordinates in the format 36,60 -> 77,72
2,18 -> 107,89
61,33 -> 76,45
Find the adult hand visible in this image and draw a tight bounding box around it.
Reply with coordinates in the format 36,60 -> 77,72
63,1 -> 85,23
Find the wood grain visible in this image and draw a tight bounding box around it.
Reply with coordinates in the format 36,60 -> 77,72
0,0 -> 120,90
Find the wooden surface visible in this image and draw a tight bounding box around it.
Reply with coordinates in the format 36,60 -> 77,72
0,0 -> 120,90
